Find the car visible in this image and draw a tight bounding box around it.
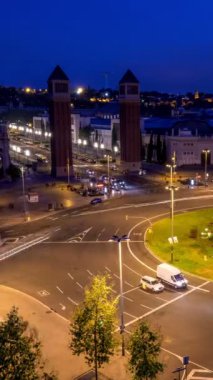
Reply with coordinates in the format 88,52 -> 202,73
90,197 -> 102,205
140,275 -> 164,292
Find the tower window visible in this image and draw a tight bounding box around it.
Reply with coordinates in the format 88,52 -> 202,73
127,85 -> 138,95
119,85 -> 125,95
54,82 -> 68,93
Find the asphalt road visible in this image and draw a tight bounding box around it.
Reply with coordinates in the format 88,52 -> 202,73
0,187 -> 213,379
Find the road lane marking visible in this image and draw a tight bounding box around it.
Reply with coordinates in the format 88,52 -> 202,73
56,286 -> 63,294
125,281 -> 210,328
50,217 -> 58,221
140,304 -> 153,310
187,369 -> 213,379
123,263 -> 142,278
111,289 -> 117,294
38,290 -> 50,297
54,227 -> 61,232
67,227 -> 92,243
188,284 -> 210,293
59,303 -> 66,311
155,296 -> 167,302
67,297 -> 78,306
113,273 -> 120,279
61,214 -> 69,217
105,266 -> 111,272
124,311 -> 138,319
123,295 -> 133,302
76,282 -> 83,289
0,235 -> 50,261
160,347 -> 213,376
124,281 -> 134,288
75,196 -> 213,217
87,269 -> 93,276
68,273 -> 74,280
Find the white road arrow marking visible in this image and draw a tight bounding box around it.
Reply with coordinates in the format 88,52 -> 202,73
67,227 -> 92,242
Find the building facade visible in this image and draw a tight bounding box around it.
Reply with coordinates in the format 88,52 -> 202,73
0,123 -> 10,175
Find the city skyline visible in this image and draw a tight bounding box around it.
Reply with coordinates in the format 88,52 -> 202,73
1,0 -> 213,93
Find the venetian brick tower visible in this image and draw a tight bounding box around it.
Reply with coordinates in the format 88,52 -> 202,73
48,65 -> 73,178
119,69 -> 141,172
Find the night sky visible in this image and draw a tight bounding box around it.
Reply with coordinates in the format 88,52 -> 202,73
1,0 -> 213,93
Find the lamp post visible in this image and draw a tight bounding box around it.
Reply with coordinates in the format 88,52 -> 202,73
110,234 -> 129,356
94,142 -> 98,160
21,166 -> 30,221
104,154 -> 110,194
67,157 -> 70,186
113,146 -> 118,160
82,139 -> 87,153
166,161 -> 178,263
202,149 -> 210,186
77,138 -> 82,156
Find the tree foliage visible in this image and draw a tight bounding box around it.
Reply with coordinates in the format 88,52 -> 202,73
70,275 -> 118,379
128,320 -> 164,380
146,134 -> 154,162
156,134 -> 162,163
6,163 -> 21,181
0,307 -> 57,380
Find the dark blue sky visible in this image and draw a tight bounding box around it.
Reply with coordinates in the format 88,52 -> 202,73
1,0 -> 213,93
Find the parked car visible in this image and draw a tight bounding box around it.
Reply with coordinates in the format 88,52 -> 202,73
90,198 -> 102,205
140,275 -> 164,292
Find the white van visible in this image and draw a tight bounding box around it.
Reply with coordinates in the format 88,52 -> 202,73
156,263 -> 188,289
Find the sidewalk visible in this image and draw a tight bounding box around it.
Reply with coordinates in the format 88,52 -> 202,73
0,285 -> 130,380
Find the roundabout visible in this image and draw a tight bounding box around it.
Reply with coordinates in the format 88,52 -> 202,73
0,190 -> 213,379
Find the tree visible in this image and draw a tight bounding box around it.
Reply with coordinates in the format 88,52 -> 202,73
70,275 -> 118,380
111,125 -> 118,148
128,320 -> 164,380
161,138 -> 167,164
147,133 -> 154,162
156,134 -> 162,163
6,163 -> 21,181
0,307 -> 57,380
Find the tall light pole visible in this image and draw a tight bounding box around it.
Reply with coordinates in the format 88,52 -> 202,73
104,154 -> 110,194
110,234 -> 129,356
166,161 -> 178,263
94,142 -> 98,160
21,166 -> 30,221
67,157 -> 70,186
202,149 -> 210,186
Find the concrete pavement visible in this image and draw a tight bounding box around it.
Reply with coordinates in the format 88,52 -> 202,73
0,285 -> 131,380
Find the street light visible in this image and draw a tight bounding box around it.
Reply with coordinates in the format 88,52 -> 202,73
67,157 -> 70,186
82,139 -> 87,153
94,142 -> 98,159
202,149 -> 210,186
166,161 -> 178,263
104,154 -> 110,194
77,138 -> 82,155
109,234 -> 129,356
20,166 -> 30,222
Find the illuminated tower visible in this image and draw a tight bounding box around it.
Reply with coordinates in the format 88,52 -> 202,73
194,90 -> 199,100
48,65 -> 73,178
119,69 -> 141,171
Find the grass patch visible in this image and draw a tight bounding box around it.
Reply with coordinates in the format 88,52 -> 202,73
147,208 -> 213,279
